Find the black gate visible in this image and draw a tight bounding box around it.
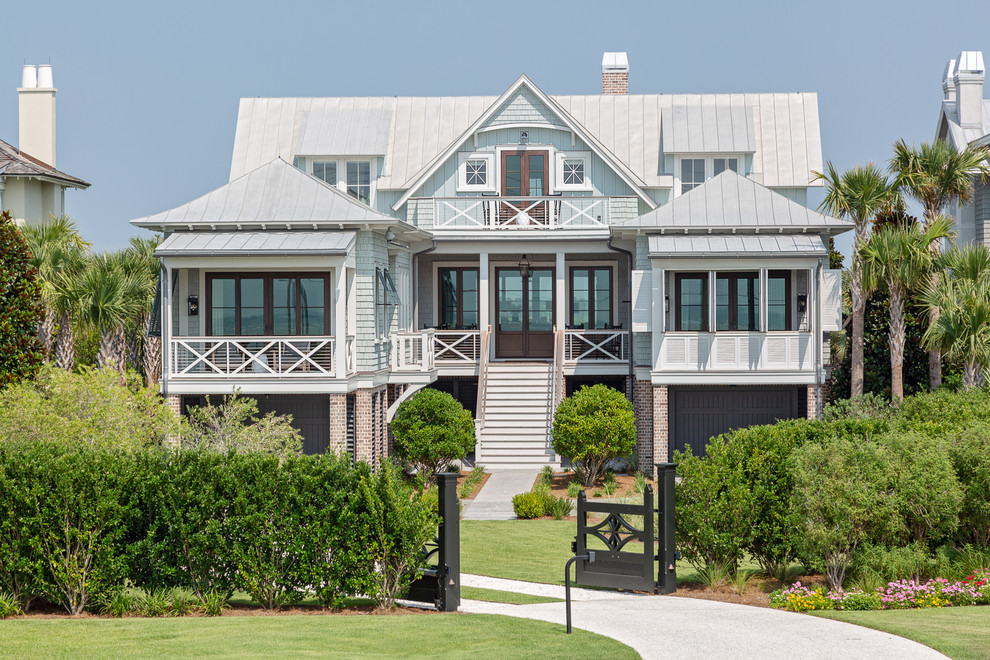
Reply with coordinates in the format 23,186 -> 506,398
406,472 -> 460,611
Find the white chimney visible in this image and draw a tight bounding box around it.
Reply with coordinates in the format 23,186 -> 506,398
602,52 -> 629,95
953,50 -> 985,129
942,58 -> 957,103
18,63 -> 57,167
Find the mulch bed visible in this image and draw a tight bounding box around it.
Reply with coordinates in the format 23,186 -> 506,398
544,472 -> 656,500
8,602 -> 439,620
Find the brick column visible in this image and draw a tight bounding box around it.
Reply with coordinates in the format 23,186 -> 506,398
806,385 -> 820,420
328,393 -> 347,453
166,395 -> 182,449
632,379 -> 654,472
354,385 -> 389,466
652,385 -> 669,471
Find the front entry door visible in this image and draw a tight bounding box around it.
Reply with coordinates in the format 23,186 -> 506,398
495,267 -> 554,358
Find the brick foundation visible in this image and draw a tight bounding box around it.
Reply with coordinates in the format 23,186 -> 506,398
806,385 -> 820,420
165,395 -> 182,448
354,384 -> 389,467
328,393 -> 347,453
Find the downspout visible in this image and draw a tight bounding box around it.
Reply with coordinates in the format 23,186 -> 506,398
606,235 -> 636,391
815,257 -> 824,419
411,239 -> 438,331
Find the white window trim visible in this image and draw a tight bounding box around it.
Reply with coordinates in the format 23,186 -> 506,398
675,154 -> 745,196
295,156 -> 378,207
494,144 -> 556,194
555,151 -> 593,192
456,152 -> 496,193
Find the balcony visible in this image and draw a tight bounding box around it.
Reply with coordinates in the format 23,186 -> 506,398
658,332 -> 814,372
169,336 -> 348,378
422,196 -> 616,230
564,329 -> 628,363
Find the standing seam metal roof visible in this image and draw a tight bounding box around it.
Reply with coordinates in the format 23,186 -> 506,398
154,230 -> 355,257
648,234 -> 827,257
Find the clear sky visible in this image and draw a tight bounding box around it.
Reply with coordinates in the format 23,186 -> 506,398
3,0 -> 989,262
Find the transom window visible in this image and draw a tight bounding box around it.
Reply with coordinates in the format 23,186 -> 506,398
347,162 -> 371,205
465,159 -> 487,186
570,267 -> 612,329
206,273 -> 330,336
438,267 -> 479,329
713,158 -> 739,176
715,272 -> 759,331
681,158 -> 705,193
675,273 -> 708,332
562,159 -> 585,186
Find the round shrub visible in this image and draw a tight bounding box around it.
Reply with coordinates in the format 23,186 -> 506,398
390,389 -> 475,481
512,492 -> 545,519
551,385 -> 635,487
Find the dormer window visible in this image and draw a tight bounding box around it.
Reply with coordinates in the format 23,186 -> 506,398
313,161 -> 337,185
713,158 -> 739,176
681,159 -> 705,193
678,155 -> 744,195
293,157 -> 376,206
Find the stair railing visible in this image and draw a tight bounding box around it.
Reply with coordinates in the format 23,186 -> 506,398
549,326 -> 566,457
474,325 -> 492,461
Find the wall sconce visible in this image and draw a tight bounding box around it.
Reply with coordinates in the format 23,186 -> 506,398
518,254 -> 531,278
797,293 -> 807,313
520,130 -> 529,144
187,295 -> 199,316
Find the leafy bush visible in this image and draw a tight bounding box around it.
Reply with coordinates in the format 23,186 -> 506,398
0,590 -> 22,618
566,481 -> 582,498
512,492 -> 545,519
895,388 -> 990,438
390,389 -> 476,482
183,393 -> 302,458
544,496 -> 573,520
552,385 -> 635,487
944,422 -> 990,547
100,589 -> 138,617
0,210 -> 43,388
822,393 -> 896,421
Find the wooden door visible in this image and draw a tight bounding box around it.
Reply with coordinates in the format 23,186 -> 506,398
500,151 -> 549,225
495,266 -> 554,358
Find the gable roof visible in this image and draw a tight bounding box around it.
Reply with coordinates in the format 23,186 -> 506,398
614,169 -> 850,232
229,89 -> 823,193
936,99 -> 990,149
130,158 -> 399,230
0,138 -> 90,189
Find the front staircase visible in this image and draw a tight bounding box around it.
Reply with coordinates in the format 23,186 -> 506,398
477,362 -> 559,468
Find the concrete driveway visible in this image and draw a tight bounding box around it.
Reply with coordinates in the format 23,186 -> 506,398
460,575 -> 947,660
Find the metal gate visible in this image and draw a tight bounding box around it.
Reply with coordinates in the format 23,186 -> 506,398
406,472 -> 460,611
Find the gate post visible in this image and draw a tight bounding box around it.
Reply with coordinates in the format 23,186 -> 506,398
655,462 -> 677,595
436,472 -> 460,612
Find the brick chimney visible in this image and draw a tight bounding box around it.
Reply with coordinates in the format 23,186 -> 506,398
954,51 -> 985,129
602,52 -> 629,95
18,64 -> 57,167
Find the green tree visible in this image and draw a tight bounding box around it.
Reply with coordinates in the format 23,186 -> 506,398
76,252 -> 144,371
815,163 -> 895,398
551,384 -> 635,487
890,139 -> 990,390
183,393 -> 303,458
861,217 -> 954,401
390,388 -> 476,482
920,243 -> 990,389
126,236 -> 162,385
0,210 -> 44,387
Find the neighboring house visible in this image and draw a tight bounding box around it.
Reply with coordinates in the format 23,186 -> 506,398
935,50 -> 990,246
0,65 -> 90,223
132,53 -> 849,469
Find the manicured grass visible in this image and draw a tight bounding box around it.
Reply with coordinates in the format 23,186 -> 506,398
815,608 -> 990,660
461,586 -> 562,604
0,614 -> 637,659
462,520 -> 720,586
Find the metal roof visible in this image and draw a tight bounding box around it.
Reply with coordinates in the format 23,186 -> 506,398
615,170 -> 850,230
131,158 -> 395,229
0,138 -> 90,188
230,86 -> 823,190
155,230 -> 355,257
648,234 -> 826,258
938,100 -> 990,149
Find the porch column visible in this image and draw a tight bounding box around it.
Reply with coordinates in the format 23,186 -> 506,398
335,265 -> 348,377
479,252 -> 489,330
555,252 -> 566,328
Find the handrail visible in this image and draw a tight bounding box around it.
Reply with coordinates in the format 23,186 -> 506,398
424,195 -> 619,229
475,325 -> 492,430
549,327 -> 566,459
170,336 -> 335,377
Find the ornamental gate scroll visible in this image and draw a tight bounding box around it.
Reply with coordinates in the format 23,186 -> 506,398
406,472 -> 460,611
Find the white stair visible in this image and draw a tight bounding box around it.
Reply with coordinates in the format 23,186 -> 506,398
478,362 -> 559,469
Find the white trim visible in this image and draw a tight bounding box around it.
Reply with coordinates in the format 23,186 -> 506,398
555,150 -> 593,191
675,154 -> 744,197
456,152 -> 497,193
295,156 -> 377,208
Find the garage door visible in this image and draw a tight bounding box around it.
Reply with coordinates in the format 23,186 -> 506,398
254,395 -> 330,455
668,386 -> 805,460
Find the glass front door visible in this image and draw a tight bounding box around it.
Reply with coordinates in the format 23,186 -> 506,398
495,267 -> 554,358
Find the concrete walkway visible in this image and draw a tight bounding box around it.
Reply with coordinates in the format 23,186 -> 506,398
460,574 -> 947,660
461,469 -> 538,520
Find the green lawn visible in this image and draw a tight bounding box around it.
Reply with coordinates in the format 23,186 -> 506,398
816,608 -> 990,660
0,614 -> 637,659
461,586 -> 562,604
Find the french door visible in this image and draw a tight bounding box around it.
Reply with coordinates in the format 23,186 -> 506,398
500,150 -> 549,225
495,266 -> 554,358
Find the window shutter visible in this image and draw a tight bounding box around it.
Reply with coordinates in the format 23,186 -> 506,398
820,269 -> 842,331
632,270 -> 652,332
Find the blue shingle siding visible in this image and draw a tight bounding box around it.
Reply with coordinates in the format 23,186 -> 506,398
355,230 -> 390,372
482,89 -> 563,128
608,197 -> 639,224
406,198 -> 434,230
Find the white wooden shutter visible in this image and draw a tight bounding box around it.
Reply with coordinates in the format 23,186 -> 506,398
820,269 -> 842,331
631,270 -> 652,332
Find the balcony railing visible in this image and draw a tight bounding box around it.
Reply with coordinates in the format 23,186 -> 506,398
392,330 -> 436,372
170,337 -> 336,377
658,332 -> 814,372
564,329 -> 629,363
434,329 -> 482,363
425,196 -> 611,230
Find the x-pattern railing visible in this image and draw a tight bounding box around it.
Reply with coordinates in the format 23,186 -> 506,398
436,199 -> 485,228
428,196 -> 613,230
564,330 -> 627,362
557,197 -> 608,227
491,198 -> 553,227
434,330 -> 481,362
170,337 -> 335,377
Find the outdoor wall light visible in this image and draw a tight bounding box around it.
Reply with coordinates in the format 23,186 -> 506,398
797,293 -> 807,313
518,254 -> 531,277
520,130 -> 529,143
187,295 -> 199,316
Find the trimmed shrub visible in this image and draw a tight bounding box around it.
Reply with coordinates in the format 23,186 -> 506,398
390,389 -> 476,481
512,492 -> 545,519
943,422 -> 990,548
552,385 -> 635,487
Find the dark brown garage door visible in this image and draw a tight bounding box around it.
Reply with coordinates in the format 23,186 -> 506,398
669,386 -> 806,460
254,395 -> 330,455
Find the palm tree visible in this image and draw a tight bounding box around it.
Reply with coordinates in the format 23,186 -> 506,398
49,250 -> 88,371
861,217 -> 954,401
76,252 -> 144,372
125,236 -> 162,385
814,163 -> 895,398
890,139 -> 990,390
920,243 -> 990,389
19,215 -> 91,363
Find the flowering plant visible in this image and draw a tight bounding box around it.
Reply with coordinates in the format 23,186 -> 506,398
771,576 -> 988,612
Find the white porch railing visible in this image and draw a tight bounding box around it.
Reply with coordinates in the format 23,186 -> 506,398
391,330 -> 436,371
434,329 -> 482,363
170,337 -> 336,377
563,329 -> 629,363
658,332 -> 814,371
427,196 -> 612,229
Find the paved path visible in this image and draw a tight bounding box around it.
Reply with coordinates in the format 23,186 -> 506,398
460,574 -> 947,660
461,469 -> 538,520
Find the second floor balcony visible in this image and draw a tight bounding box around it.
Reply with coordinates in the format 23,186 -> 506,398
412,196 -> 637,231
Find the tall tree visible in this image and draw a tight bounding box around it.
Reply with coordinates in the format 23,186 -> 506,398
0,210 -> 44,387
125,236 -> 162,385
861,217 -> 953,401
920,243 -> 990,389
815,163 -> 895,398
889,139 -> 990,390
76,252 -> 143,372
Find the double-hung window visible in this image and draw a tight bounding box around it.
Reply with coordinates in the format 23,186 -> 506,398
570,267 -> 612,329
207,273 -> 331,336
346,162 -> 371,205
438,267 -> 479,329
680,158 -> 705,193
715,272 -> 759,331
675,273 -> 708,331
312,161 -> 337,185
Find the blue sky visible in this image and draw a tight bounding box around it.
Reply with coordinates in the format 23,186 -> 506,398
2,0 -> 989,262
